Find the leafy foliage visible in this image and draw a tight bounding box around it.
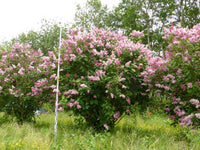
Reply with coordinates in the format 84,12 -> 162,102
0,43 -> 56,123
59,27 -> 152,131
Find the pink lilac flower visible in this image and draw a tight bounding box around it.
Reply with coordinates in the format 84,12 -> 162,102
87,90 -> 90,94
190,99 -> 200,108
126,98 -> 131,104
103,124 -> 109,130
114,112 -> 120,119
110,93 -> 114,99
125,61 -> 131,67
126,110 -> 130,113
115,59 -> 121,66
50,63 -> 56,69
122,85 -> 127,89
0,86 -> 2,91
179,114 -> 194,126
187,83 -> 193,88
87,76 -> 100,81
130,30 -> 144,37
58,107 -> 64,111
28,65 -> 34,70
67,103 -> 74,108
173,106 -> 185,116
63,89 -> 79,95
77,105 -> 81,109
50,74 -> 57,79
93,95 -> 97,98
74,101 -> 79,105
95,70 -> 105,77
80,84 -> 87,88
70,99 -> 75,102
4,78 -> 10,82
163,86 -> 170,91
120,94 -> 125,98
18,67 -> 25,75
36,68 -> 41,73
118,77 -> 126,82
176,69 -> 182,76
69,54 -> 76,61
195,113 -> 200,119
0,69 -> 5,75
180,84 -> 186,89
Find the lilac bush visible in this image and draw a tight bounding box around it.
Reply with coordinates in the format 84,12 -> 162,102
0,43 -> 56,123
59,27 -> 152,130
142,24 -> 200,127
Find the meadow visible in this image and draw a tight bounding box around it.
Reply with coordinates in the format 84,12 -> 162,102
0,109 -> 200,150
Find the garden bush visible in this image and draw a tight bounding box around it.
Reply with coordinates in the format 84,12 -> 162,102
142,24 -> 200,127
59,27 -> 153,131
0,43 -> 56,124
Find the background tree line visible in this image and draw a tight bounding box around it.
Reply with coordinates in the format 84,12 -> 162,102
0,0 -> 199,56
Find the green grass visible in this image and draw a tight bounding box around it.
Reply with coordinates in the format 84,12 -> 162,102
0,111 -> 200,150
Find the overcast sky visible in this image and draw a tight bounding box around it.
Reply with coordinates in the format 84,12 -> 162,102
0,0 -> 120,43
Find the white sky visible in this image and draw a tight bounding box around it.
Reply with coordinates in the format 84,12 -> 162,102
0,0 -> 120,43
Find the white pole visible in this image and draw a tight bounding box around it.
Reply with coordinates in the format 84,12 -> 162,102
55,27 -> 62,140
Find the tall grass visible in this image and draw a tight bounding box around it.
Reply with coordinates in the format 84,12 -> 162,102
0,111 -> 200,150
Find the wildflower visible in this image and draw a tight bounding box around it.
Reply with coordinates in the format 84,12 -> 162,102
148,112 -> 151,115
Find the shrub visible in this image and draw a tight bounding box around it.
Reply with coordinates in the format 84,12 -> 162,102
60,27 -> 152,131
142,24 -> 200,127
0,43 -> 56,124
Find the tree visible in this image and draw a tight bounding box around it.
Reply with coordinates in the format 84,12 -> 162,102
73,0 -> 200,55
73,0 -> 109,31
0,19 -> 69,55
